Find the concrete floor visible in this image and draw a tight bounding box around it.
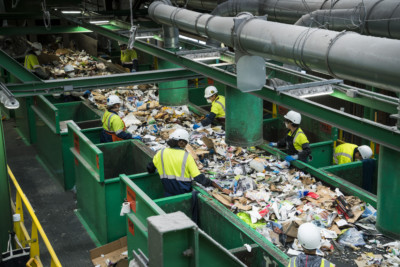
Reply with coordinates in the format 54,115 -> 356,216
3,118 -> 95,266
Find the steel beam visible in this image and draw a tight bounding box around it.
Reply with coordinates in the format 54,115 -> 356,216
0,50 -> 41,83
0,25 -> 120,36
266,63 -> 399,114
6,69 -> 202,96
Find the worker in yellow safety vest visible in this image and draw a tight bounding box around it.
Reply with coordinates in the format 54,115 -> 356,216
193,86 -> 225,130
269,110 -> 311,163
119,42 -> 138,72
147,129 -> 232,196
333,143 -> 373,165
288,223 -> 335,267
24,42 -> 48,79
100,95 -> 142,143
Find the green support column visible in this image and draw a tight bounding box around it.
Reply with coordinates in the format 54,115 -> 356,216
158,59 -> 188,106
225,87 -> 263,147
376,146 -> 400,239
0,119 -> 13,252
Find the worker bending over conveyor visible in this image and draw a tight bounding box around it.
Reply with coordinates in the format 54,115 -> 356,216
193,86 -> 225,130
270,110 -> 312,163
24,42 -> 48,79
288,223 -> 335,267
119,42 -> 138,72
100,95 -> 142,143
147,129 -> 231,196
333,143 -> 373,164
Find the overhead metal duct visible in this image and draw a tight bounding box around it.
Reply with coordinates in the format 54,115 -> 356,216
172,0 -> 223,11
148,1 -> 400,93
211,0 -> 400,39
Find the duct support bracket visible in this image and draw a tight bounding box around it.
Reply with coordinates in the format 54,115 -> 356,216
389,98 -> 400,130
276,79 -> 343,91
233,13 -> 267,92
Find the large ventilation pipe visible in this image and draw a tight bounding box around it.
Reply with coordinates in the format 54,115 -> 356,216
148,2 -> 400,93
172,0 -> 224,11
211,0 -> 400,39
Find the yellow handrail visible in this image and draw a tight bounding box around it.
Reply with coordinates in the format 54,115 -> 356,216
8,165 -> 62,267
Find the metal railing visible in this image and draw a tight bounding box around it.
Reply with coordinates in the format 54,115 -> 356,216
8,165 -> 62,267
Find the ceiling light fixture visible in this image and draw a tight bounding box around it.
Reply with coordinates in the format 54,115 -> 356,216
61,10 -> 81,14
89,20 -> 110,25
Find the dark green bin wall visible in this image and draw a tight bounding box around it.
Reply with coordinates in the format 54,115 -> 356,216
75,141 -> 155,244
97,141 -> 154,180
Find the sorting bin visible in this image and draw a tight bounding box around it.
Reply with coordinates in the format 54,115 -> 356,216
321,160 -> 378,194
32,95 -> 101,190
69,126 -> 155,245
120,173 -> 286,266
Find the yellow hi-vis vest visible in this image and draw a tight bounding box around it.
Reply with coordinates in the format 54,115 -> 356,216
288,256 -> 335,267
288,128 -> 309,153
153,148 -> 200,182
211,95 -> 226,118
102,110 -> 126,141
120,49 -> 137,63
24,54 -> 40,70
333,143 -> 358,165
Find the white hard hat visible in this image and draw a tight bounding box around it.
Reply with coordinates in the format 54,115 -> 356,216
31,42 -> 42,51
64,65 -> 74,73
170,129 -> 189,143
297,223 -> 321,250
118,41 -> 125,46
107,95 -> 122,106
358,145 -> 373,160
204,86 -> 218,98
284,110 -> 302,124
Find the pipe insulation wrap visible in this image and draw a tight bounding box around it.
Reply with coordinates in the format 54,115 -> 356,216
149,1 -> 400,92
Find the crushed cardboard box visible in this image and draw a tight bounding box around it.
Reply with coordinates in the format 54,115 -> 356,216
90,237 -> 127,267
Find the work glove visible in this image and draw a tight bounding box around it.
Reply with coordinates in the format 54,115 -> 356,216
269,142 -> 277,147
193,123 -> 202,130
132,135 -> 142,141
285,155 -> 298,162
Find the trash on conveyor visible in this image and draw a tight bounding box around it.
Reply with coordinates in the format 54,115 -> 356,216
86,85 -> 399,266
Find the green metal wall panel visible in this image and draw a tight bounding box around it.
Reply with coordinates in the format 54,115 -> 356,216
377,146 -> 400,239
0,120 -> 12,252
225,87 -> 263,147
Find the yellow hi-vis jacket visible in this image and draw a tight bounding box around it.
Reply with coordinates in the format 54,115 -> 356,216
153,148 -> 200,196
120,49 -> 137,63
288,128 -> 309,153
24,54 -> 40,70
333,143 -> 358,164
211,95 -> 226,118
288,256 -> 335,267
101,110 -> 127,142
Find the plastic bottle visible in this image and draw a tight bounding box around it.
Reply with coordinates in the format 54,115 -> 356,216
249,159 -> 265,172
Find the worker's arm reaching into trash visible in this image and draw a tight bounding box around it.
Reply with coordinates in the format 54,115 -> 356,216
148,129 -> 231,196
100,95 -> 142,143
193,86 -> 226,129
272,110 -> 312,163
